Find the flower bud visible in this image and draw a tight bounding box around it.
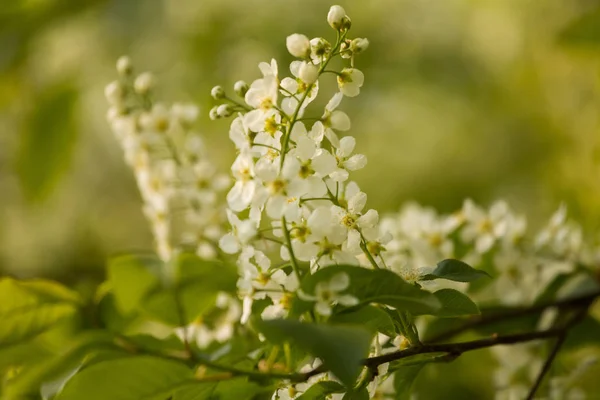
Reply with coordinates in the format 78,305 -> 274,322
209,106 -> 220,120
211,85 -> 225,100
104,81 -> 125,105
327,5 -> 346,30
339,40 -> 352,59
340,15 -> 352,31
310,37 -> 331,60
234,80 -> 249,97
116,56 -> 133,76
286,33 -> 310,58
217,104 -> 233,118
134,72 -> 154,95
298,62 -> 318,85
350,38 -> 369,54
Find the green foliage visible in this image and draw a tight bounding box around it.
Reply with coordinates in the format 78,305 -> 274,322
330,306 -> 397,336
55,356 -> 193,400
293,265 -> 441,316
16,82 -> 79,202
559,7 -> 600,46
0,278 -> 81,349
107,253 -> 236,326
254,319 -> 373,386
432,289 -> 480,318
296,381 -> 345,399
393,364 -> 426,400
420,259 -> 491,283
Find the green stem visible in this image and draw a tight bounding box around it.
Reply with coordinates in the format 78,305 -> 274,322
281,216 -> 302,282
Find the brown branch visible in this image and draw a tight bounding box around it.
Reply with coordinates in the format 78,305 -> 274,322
425,290 -> 600,343
525,307 -> 590,399
363,326 -> 566,369
525,333 -> 567,400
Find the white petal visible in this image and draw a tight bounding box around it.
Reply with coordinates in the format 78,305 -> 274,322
312,150 -> 337,176
266,195 -> 286,219
305,176 -> 327,197
329,272 -> 350,291
290,121 -> 308,142
340,84 -> 360,97
357,209 -> 379,228
337,294 -> 359,307
296,135 -> 316,161
325,92 -> 344,112
338,136 -> 356,157
315,302 -> 332,316
348,192 -> 367,213
330,111 -> 351,131
344,154 -> 367,170
219,233 -> 239,254
345,181 -> 361,199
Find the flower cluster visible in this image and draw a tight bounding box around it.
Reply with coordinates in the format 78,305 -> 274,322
105,57 -> 229,262
211,5 -> 382,325
379,199 -> 599,398
380,200 -> 596,304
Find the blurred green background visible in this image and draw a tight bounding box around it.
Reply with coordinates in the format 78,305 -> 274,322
2,0 -> 600,397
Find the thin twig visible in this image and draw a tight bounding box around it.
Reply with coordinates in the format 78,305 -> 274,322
525,306 -> 590,399
525,333 -> 567,400
364,327 -> 566,369
425,290 -> 600,343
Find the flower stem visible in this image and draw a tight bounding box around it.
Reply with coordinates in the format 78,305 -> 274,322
281,216 -> 302,282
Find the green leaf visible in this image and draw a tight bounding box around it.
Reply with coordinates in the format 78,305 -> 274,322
172,383 -> 217,400
559,7 -> 600,46
254,319 -> 373,387
0,278 -> 80,349
212,377 -> 269,400
388,352 -> 453,372
108,254 -> 163,314
393,365 -> 425,400
342,387 -> 369,399
16,82 -> 78,202
296,381 -> 345,399
55,356 -> 193,400
563,316 -> 600,351
431,289 -> 480,318
2,330 -> 124,400
420,259 -> 491,283
293,266 -> 441,316
330,306 -> 396,336
556,273 -> 600,301
108,253 -> 237,326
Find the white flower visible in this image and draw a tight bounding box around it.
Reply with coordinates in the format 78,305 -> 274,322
116,55 -> 132,76
134,72 -> 154,94
245,72 -> 279,110
309,37 -> 332,64
219,210 -> 257,254
298,62 -> 319,85
337,68 -> 364,97
350,38 -> 369,54
227,152 -> 258,211
280,61 -> 319,115
327,5 -> 346,30
298,272 -> 358,316
286,34 -> 310,58
104,81 -> 124,106
330,136 -> 367,181
461,199 -> 510,253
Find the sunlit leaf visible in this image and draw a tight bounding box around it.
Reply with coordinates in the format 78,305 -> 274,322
431,289 -> 479,318
420,259 -> 491,283
16,82 -> 78,202
293,266 -> 441,316
254,319 -> 373,387
55,356 -> 193,400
